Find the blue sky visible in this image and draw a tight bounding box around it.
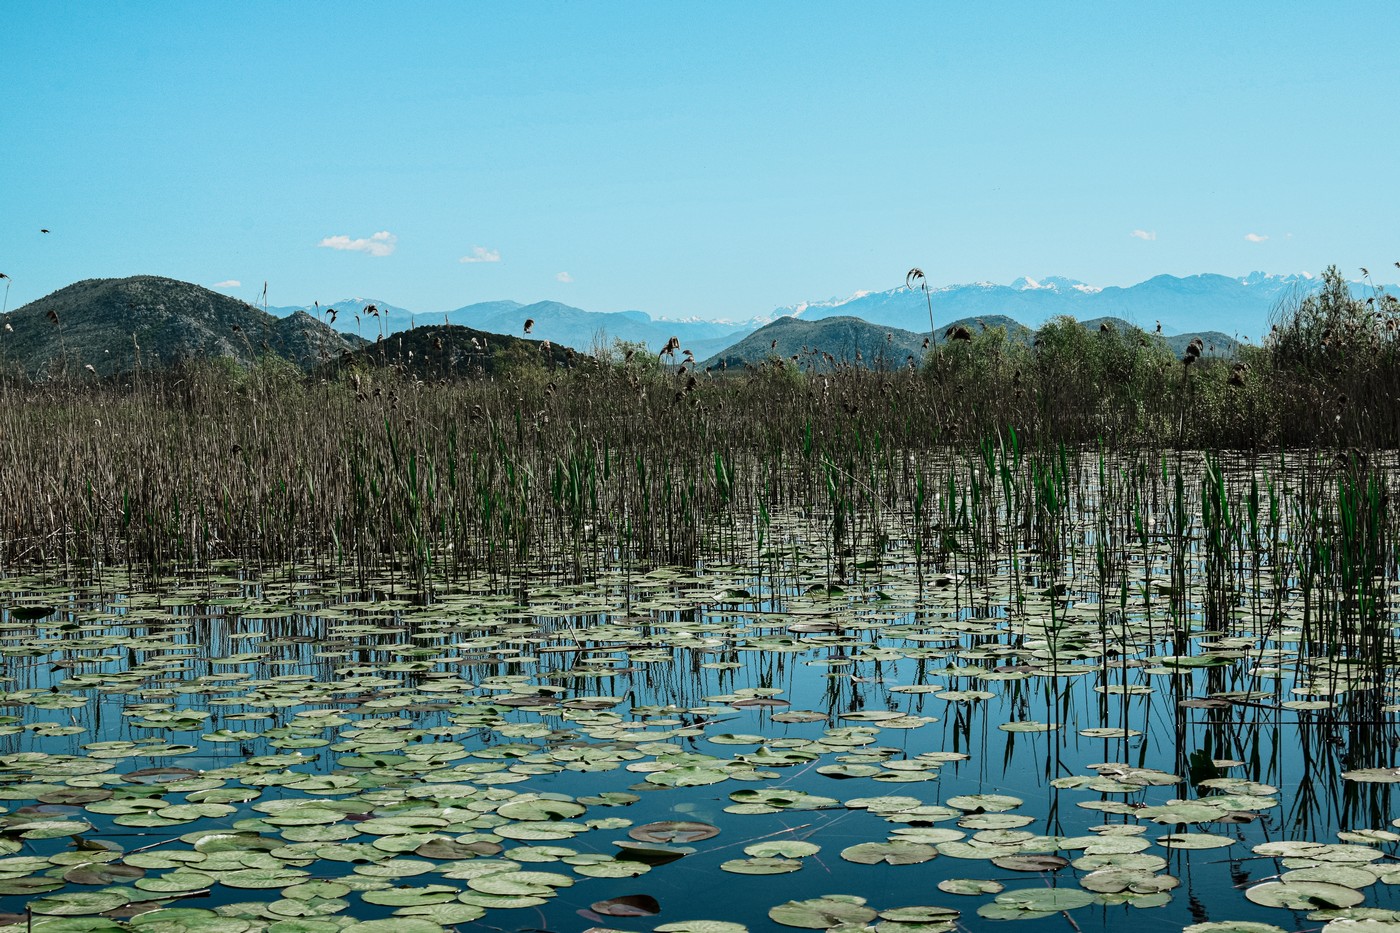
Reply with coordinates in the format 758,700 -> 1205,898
3,1 -> 1397,320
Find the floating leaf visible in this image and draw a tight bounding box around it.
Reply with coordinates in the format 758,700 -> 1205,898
839,842 -> 936,865
1244,881 -> 1365,910
770,896 -> 877,929
629,821 -> 720,843
993,888 -> 1095,911
938,879 -> 1003,896
591,894 -> 661,917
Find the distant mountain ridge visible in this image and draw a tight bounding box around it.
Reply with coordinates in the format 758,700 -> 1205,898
276,271 -> 1350,360
273,297 -> 750,360
2,271 -> 1354,379
779,272 -> 1325,339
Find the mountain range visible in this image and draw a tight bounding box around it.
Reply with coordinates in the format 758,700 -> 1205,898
273,271 -> 1342,357
0,271 -> 1363,378
270,298 -> 751,361
776,272 -> 1321,340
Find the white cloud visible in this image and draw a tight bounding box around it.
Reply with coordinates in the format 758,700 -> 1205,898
459,246 -> 501,264
1244,233 -> 1269,243
1130,229 -> 1156,241
555,271 -> 573,283
318,231 -> 397,257
212,279 -> 241,288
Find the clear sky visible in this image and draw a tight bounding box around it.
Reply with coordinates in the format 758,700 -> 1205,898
3,1 -> 1398,319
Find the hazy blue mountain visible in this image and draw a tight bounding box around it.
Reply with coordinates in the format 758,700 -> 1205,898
272,270 -> 1361,361
276,297 -> 749,358
269,298 -> 423,337
446,300 -> 752,359
785,272 -> 1323,339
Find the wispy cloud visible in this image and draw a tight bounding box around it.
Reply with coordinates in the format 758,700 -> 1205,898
212,279 -> 241,288
459,246 -> 501,264
1130,229 -> 1156,241
318,231 -> 397,257
555,271 -> 573,283
1244,233 -> 1269,243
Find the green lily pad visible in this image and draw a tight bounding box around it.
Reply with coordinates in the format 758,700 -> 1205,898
839,841 -> 936,865
770,895 -> 878,929
29,890 -> 135,916
993,888 -> 1096,911
590,894 -> 661,916
938,878 -> 1003,895
720,857 -> 803,874
1244,881 -> 1366,910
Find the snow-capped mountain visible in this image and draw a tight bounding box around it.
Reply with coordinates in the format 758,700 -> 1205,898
779,272 -> 1330,339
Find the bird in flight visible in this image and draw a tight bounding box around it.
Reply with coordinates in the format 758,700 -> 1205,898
40,229 -> 50,234
524,319 -> 534,334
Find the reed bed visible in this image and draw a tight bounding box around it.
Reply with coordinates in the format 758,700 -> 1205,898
0,348 -> 1390,655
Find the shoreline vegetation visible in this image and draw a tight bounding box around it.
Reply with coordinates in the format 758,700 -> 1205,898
0,267 -> 1394,594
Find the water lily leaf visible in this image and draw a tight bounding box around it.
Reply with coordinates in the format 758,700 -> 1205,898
361,884 -> 460,907
62,863 -> 145,885
572,858 -> 652,878
744,841 -> 820,858
877,906 -> 959,924
721,856 -> 804,874
1079,868 -> 1179,894
218,868 -> 311,889
1244,881 -> 1365,910
591,894 -> 661,916
629,821 -> 720,843
770,896 -> 877,929
975,904 -> 1055,921
283,881 -> 352,900
998,721 -> 1058,733
1157,832 -> 1236,850
839,842 -> 936,865
467,869 -> 572,896
945,794 -> 1021,813
991,855 -> 1068,872
938,878 -> 1003,895
1281,866 -> 1377,889
1343,768 -> 1400,783
496,796 -> 586,821
394,903 -> 486,923
29,890 -> 135,915
1073,853 -> 1168,873
993,888 -> 1095,911
128,908 -> 251,931
817,764 -> 882,779
342,921 -> 446,933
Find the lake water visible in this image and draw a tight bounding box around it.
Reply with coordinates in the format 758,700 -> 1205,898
0,459 -> 1397,933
